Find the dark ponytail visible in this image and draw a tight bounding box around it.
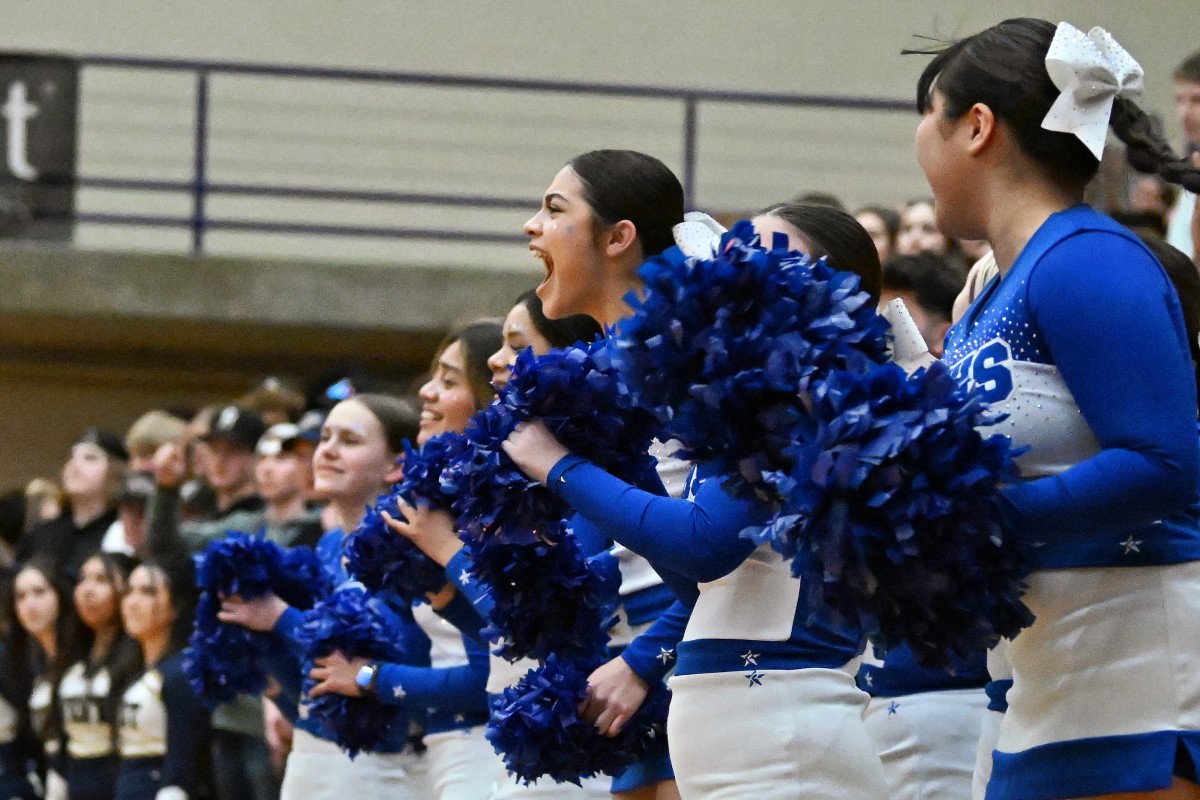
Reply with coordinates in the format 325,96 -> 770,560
1112,100 -> 1200,193
907,18 -> 1200,193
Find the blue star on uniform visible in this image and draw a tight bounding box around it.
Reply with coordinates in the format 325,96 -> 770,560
1120,535 -> 1142,555
656,648 -> 675,665
887,701 -> 899,716
741,650 -> 760,667
458,569 -> 471,585
392,684 -> 406,700
746,670 -> 764,687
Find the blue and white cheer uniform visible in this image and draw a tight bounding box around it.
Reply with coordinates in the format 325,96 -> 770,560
944,204 -> 1200,800
547,457 -> 888,800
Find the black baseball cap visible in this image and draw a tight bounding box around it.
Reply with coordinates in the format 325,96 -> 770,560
201,405 -> 267,451
74,427 -> 129,462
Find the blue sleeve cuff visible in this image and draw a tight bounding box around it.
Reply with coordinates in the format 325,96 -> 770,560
619,600 -> 687,684
444,547 -> 495,619
547,454 -> 591,496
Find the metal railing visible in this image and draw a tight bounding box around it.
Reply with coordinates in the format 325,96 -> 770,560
75,55 -> 912,256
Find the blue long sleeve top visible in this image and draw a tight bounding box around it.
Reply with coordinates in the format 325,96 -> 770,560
266,528 -> 427,751
943,205 -> 1200,569
549,459 -> 863,675
373,603 -> 489,735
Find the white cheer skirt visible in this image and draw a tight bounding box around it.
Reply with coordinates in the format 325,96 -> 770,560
988,561 -> 1200,799
666,665 -> 887,799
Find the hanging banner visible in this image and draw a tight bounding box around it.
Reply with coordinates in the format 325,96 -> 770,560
0,53 -> 78,241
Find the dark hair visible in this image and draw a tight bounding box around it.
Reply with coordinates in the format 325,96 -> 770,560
792,191 -> 846,211
909,18 -> 1200,193
515,290 -> 602,348
1175,50 -> 1200,85
567,150 -> 685,258
75,552 -> 142,734
855,205 -> 901,238
5,556 -> 90,747
882,252 -> 969,323
756,202 -> 883,302
133,556 -> 198,655
350,393 -> 422,454
430,320 -> 504,411
1111,209 -> 1168,239
1139,235 -> 1200,405
0,490 -> 24,547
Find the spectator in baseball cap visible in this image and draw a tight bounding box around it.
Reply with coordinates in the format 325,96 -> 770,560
124,411 -> 187,474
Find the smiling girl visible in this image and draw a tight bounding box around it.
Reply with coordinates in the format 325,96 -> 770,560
304,323 -> 502,800
115,558 -> 208,800
217,393 -> 432,800
57,553 -> 141,800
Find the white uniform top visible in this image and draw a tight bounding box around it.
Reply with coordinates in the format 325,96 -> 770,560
118,667 -> 168,758
29,675 -> 59,755
412,603 -> 468,670
0,692 -> 19,744
59,662 -> 114,758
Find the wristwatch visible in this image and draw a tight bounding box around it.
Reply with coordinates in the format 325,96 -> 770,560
354,662 -> 381,697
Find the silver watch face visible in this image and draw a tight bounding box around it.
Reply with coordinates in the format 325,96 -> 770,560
356,665 -> 374,687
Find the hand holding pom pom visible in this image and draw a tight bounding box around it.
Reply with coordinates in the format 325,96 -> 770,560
185,533 -> 325,707
502,420 -> 570,484
487,655 -> 669,785
381,500 -> 462,568
301,586 -> 411,757
217,593 -> 288,632
343,435 -> 466,603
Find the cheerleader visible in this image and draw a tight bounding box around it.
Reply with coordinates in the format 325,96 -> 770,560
218,392 -> 435,800
304,322 -> 501,800
7,557 -> 83,800
58,553 -> 141,800
115,557 -> 210,800
502,150 -> 889,799
390,293 -> 674,799
911,17 -> 1200,799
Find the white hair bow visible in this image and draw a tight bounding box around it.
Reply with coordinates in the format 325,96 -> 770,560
1041,22 -> 1144,160
672,211 -> 726,259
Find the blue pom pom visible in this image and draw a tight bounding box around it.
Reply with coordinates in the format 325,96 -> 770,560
487,654 -> 670,786
184,533 -> 325,707
184,594 -> 269,707
300,586 -> 410,757
752,361 -> 1033,667
469,523 -> 620,662
345,435 -> 468,604
452,340 -> 660,545
614,221 -> 891,504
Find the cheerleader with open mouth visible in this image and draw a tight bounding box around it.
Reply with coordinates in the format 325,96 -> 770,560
500,149 -> 890,799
